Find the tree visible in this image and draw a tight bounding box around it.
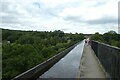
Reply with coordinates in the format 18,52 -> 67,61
2,28 -> 84,79
16,35 -> 34,44
91,30 -> 120,48
91,32 -> 104,42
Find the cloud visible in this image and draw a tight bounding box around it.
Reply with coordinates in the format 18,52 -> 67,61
1,16 -> 19,24
0,0 -> 119,34
86,16 -> 117,25
63,16 -> 82,23
63,15 -> 117,25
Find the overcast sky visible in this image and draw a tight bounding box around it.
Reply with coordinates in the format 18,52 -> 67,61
0,0 -> 119,34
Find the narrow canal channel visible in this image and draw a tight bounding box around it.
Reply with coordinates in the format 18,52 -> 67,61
39,40 -> 85,78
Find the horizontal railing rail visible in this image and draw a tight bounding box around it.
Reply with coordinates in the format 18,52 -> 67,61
12,42 -> 79,80
91,40 -> 120,80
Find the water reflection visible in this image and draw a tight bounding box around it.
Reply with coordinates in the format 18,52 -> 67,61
39,40 -> 85,78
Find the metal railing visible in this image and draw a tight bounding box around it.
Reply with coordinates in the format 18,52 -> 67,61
91,40 -> 120,80
11,42 -> 79,80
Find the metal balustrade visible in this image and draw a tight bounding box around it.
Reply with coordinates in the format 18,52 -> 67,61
91,40 -> 120,80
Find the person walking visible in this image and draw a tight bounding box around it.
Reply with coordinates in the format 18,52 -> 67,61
85,38 -> 90,45
85,39 -> 87,44
87,38 -> 90,45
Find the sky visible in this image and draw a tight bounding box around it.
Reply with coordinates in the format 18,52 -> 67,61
0,0 -> 119,34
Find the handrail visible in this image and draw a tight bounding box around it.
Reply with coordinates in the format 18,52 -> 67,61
11,42 -> 79,80
91,40 -> 120,80
92,40 -> 120,50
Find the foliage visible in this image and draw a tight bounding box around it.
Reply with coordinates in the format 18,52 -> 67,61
2,29 -> 85,79
91,31 -> 120,48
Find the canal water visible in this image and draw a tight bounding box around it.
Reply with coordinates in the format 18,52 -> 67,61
39,40 -> 85,78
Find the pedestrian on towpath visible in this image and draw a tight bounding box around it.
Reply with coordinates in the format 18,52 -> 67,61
85,38 -> 90,45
